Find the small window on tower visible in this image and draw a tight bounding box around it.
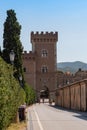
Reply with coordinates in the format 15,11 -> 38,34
41,66 -> 48,73
41,49 -> 48,57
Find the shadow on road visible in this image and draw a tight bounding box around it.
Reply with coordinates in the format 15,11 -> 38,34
48,104 -> 87,121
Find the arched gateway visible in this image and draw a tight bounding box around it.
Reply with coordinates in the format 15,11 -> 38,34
40,86 -> 49,99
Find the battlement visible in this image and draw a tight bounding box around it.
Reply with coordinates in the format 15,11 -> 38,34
31,31 -> 58,35
31,31 -> 58,43
22,51 -> 36,60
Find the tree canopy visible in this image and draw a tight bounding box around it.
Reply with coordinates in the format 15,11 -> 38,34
3,9 -> 23,80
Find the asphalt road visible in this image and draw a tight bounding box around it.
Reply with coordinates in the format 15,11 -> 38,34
26,103 -> 87,130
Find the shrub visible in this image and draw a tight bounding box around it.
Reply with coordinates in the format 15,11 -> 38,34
24,83 -> 36,105
0,57 -> 26,130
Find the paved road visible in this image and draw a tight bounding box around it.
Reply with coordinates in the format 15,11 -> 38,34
26,103 -> 87,130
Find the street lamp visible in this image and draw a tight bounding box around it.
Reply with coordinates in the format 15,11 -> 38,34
19,75 -> 23,87
19,75 -> 22,81
9,50 -> 15,64
9,50 -> 15,78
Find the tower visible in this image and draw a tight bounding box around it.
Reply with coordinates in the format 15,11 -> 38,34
31,31 -> 58,97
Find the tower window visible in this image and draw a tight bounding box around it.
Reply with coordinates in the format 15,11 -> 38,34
47,39 -> 49,42
34,38 -> 36,42
37,38 -> 39,42
23,67 -> 26,72
41,49 -> 48,57
41,66 -> 48,73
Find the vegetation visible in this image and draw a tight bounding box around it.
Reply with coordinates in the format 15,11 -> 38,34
24,83 -> 36,105
7,121 -> 26,130
2,9 -> 23,81
0,9 -> 36,130
0,57 -> 26,130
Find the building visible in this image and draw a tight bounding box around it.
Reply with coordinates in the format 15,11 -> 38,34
22,31 -> 58,98
56,68 -> 87,88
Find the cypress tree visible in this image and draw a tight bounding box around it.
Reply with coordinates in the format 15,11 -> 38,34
3,9 -> 23,81
0,46 -> 2,56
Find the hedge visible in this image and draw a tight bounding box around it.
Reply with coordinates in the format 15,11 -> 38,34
24,83 -> 36,105
0,57 -> 26,130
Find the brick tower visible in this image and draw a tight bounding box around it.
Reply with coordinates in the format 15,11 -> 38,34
23,31 -> 58,98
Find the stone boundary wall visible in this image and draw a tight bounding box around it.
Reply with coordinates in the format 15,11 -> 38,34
55,79 -> 87,111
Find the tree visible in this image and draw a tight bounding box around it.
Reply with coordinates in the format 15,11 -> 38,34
0,46 -> 2,57
2,9 -> 23,80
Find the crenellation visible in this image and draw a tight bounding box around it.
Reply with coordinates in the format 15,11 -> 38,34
55,31 -> 58,35
31,31 -> 34,35
22,50 -> 36,61
36,31 -> 39,34
31,31 -> 58,36
31,31 -> 58,43
46,32 -> 48,34
41,31 -> 44,34
23,51 -> 31,54
50,32 -> 53,34
24,51 -> 27,53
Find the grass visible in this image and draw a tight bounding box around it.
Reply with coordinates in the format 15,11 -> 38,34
7,121 -> 26,130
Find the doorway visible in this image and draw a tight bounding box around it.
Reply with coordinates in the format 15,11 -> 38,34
40,86 -> 49,103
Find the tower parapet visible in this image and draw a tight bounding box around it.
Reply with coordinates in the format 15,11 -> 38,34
31,31 -> 58,43
22,51 -> 36,60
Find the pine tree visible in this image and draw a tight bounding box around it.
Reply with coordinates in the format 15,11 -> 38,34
3,9 -> 23,81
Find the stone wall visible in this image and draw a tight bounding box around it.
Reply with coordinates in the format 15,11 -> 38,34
55,79 -> 87,111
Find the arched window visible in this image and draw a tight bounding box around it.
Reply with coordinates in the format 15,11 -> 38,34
41,66 -> 48,73
41,49 -> 48,57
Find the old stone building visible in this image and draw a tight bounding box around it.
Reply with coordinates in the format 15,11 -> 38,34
56,68 -> 87,88
22,31 -> 58,98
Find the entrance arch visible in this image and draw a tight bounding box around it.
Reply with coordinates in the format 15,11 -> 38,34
40,86 -> 49,99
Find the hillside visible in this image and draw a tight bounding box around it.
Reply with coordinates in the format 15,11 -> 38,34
57,61 -> 87,73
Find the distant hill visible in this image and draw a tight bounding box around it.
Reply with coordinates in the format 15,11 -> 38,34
57,61 -> 87,73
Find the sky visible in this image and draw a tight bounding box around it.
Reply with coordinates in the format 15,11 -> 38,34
0,0 -> 87,63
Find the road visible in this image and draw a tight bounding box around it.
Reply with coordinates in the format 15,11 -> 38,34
26,103 -> 87,130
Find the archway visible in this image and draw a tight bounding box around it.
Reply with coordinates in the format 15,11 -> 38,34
40,86 -> 49,99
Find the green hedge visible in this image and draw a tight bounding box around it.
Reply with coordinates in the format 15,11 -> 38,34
24,83 -> 36,105
0,57 -> 26,130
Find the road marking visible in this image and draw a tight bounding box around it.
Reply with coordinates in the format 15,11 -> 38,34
29,110 -> 33,130
33,107 -> 44,130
